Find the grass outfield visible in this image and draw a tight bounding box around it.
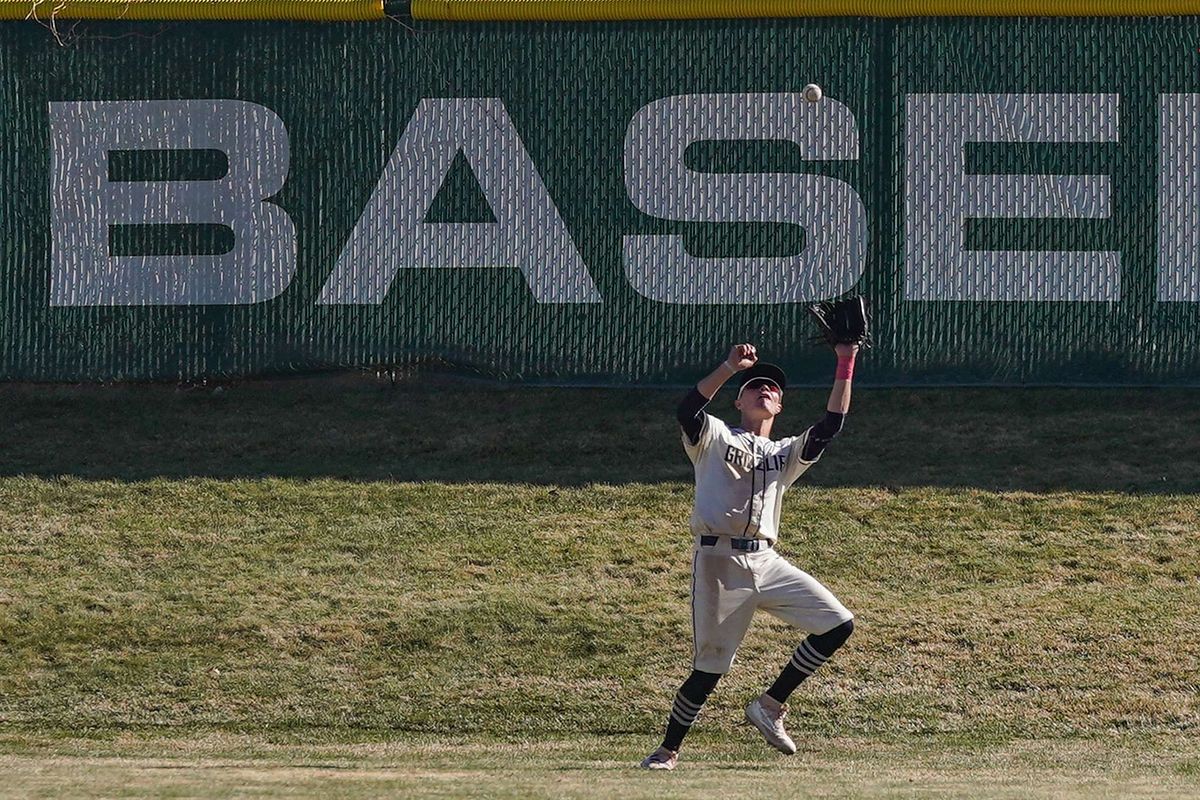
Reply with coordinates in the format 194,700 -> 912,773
2,735 -> 1198,798
1,375 -> 1198,797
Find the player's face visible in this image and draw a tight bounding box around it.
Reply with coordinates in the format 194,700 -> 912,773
736,379 -> 783,419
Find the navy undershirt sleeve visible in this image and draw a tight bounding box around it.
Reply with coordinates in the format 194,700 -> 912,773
801,411 -> 845,461
676,388 -> 710,445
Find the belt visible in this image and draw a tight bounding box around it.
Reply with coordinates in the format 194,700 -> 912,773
699,535 -> 773,552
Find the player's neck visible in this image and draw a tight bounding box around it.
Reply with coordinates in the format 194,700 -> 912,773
739,416 -> 774,439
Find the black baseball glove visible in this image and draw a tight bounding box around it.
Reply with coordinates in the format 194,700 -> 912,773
808,295 -> 871,349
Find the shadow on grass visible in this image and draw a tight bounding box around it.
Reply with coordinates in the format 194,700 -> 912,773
0,373 -> 1196,493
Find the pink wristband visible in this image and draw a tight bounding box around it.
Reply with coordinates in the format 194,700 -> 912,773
836,355 -> 855,381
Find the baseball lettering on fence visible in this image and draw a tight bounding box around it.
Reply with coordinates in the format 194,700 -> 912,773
319,97 -> 602,306
46,92 -> 1200,307
1159,94 -> 1200,303
49,100 -> 296,307
622,93 -> 866,304
904,93 -> 1120,303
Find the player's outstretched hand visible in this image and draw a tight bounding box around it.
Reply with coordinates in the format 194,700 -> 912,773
808,295 -> 871,351
727,344 -> 759,371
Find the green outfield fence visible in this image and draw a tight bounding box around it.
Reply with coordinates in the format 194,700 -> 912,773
2,8 -> 1200,384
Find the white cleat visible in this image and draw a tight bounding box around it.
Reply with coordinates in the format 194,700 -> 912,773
639,746 -> 678,770
745,698 -> 797,755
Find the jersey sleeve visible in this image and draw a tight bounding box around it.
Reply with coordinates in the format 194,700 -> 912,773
676,388 -> 710,446
779,427 -> 821,485
682,413 -> 727,463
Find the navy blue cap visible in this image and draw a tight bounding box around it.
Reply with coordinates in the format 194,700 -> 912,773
737,363 -> 787,397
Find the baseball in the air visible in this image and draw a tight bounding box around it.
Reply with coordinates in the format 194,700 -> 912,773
802,83 -> 823,103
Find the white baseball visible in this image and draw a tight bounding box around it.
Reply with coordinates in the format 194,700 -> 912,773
802,83 -> 823,103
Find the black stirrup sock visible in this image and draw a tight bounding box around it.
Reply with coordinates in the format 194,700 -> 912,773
766,619 -> 855,704
661,669 -> 722,751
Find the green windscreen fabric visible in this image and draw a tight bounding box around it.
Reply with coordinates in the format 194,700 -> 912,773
2,18 -> 1197,383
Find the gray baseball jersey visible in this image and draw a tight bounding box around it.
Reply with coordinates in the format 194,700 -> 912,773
682,413 -> 820,542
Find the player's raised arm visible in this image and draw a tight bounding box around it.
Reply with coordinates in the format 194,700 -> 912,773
827,342 -> 858,415
698,343 -> 757,399
677,344 -> 758,445
800,342 -> 859,461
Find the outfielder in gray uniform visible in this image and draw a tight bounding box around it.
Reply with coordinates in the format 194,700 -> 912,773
641,342 -> 859,770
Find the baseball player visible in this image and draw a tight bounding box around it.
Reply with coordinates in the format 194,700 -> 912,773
640,341 -> 858,770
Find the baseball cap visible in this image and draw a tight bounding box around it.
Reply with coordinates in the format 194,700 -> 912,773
737,362 -> 787,398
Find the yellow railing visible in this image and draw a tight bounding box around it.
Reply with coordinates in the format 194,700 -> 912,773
412,0 -> 1200,19
2,0 -> 1197,21
0,0 -> 382,20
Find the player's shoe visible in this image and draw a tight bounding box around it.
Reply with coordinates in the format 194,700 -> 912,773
745,698 -> 797,755
639,746 -> 678,770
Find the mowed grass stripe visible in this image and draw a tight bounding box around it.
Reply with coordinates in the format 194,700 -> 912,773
0,734 -> 1198,799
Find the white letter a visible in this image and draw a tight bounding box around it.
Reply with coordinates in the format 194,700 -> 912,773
319,98 -> 600,304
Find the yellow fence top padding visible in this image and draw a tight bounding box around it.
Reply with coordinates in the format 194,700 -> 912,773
3,0 -> 1198,20
0,0 -> 383,20
413,0 -> 1200,19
